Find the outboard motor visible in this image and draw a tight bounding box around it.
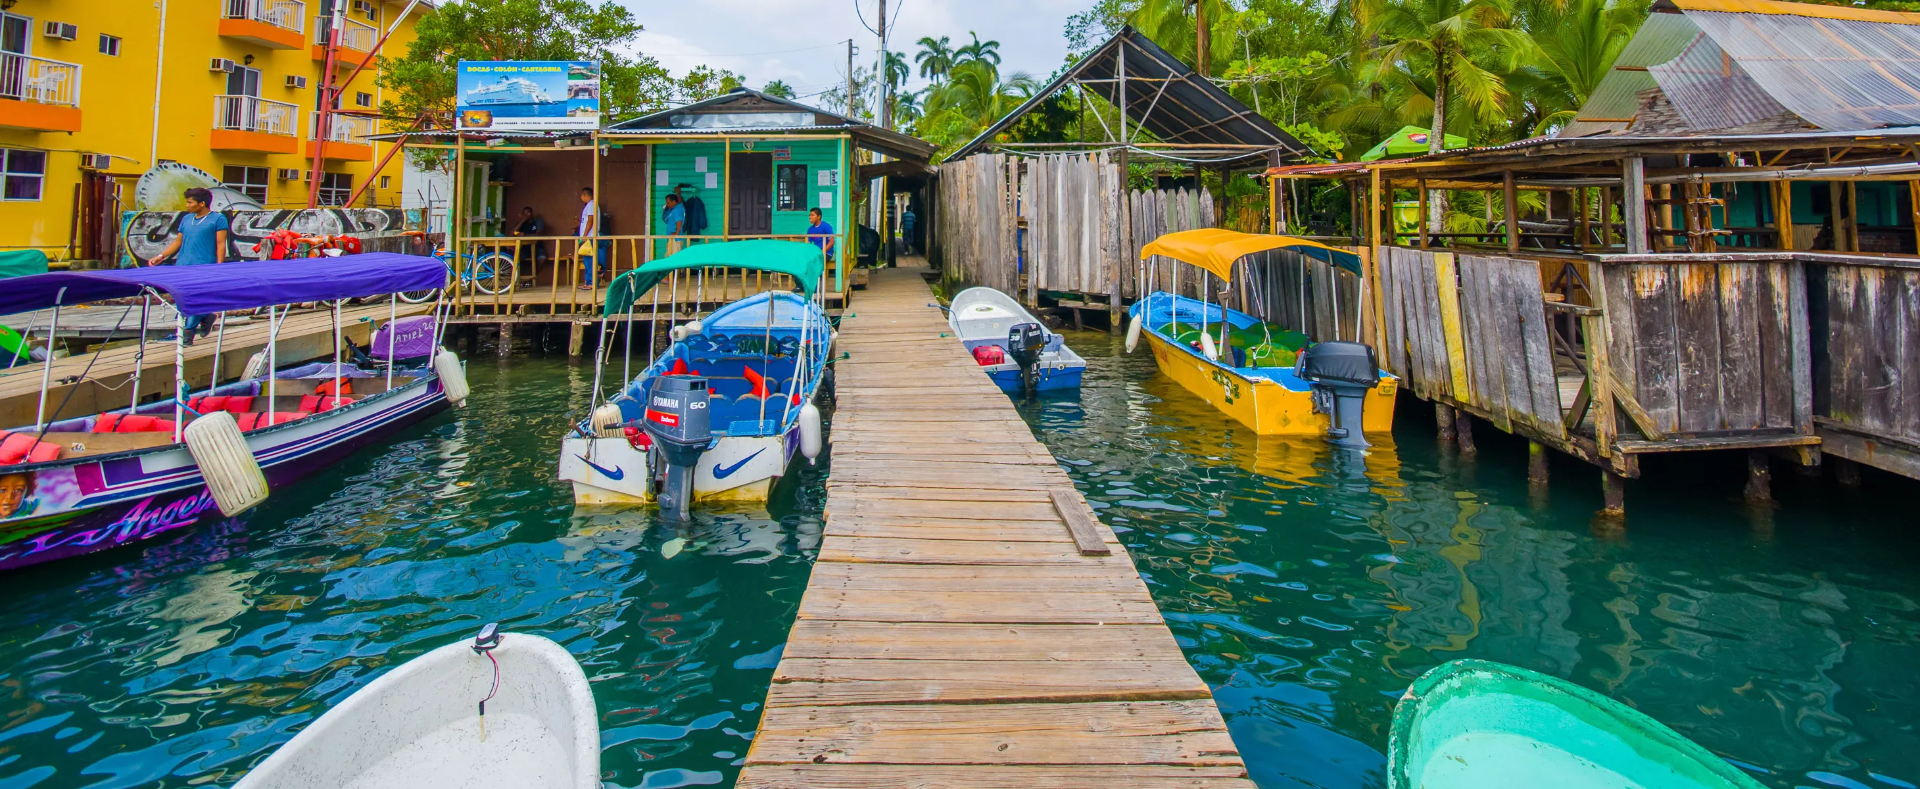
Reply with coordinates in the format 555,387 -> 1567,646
1296,341 -> 1380,450
643,376 -> 711,520
1008,322 -> 1046,397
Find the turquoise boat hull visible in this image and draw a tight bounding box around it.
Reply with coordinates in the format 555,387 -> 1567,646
1389,660 -> 1765,789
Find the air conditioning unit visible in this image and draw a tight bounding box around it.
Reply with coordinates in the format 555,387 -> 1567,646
351,0 -> 375,15
80,154 -> 114,170
286,75 -> 308,89
277,168 -> 303,181
42,22 -> 78,41
210,58 -> 237,73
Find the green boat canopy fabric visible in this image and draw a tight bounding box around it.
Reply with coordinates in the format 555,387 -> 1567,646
603,239 -> 825,316
1359,125 -> 1469,161
0,249 -> 49,280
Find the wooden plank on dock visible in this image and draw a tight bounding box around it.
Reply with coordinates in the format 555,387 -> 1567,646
738,266 -> 1253,789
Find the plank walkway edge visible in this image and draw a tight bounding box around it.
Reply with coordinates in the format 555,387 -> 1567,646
737,267 -> 1255,788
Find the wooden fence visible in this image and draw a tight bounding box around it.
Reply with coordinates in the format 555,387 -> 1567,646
1815,257 -> 1920,477
934,153 -> 1018,295
1374,246 -> 1821,476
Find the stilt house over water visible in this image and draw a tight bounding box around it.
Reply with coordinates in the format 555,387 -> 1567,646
1266,0 -> 1920,509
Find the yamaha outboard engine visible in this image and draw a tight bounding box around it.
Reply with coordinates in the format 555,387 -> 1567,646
1296,341 -> 1380,450
1008,322 -> 1046,397
644,376 -> 711,520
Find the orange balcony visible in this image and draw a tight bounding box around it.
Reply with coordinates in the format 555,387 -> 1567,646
311,18 -> 374,65
210,95 -> 299,153
0,53 -> 82,132
306,111 -> 375,160
219,0 -> 306,50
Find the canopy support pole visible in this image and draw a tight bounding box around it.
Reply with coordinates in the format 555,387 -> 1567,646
331,300 -> 344,409
34,290 -> 64,430
130,295 -> 150,413
173,310 -> 186,444
211,312 -> 227,391
267,306 -> 281,419
386,294 -> 397,390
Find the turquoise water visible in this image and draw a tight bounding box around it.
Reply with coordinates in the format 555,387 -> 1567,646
0,352 -> 824,789
1031,328 -> 1920,789
3,329 -> 1918,789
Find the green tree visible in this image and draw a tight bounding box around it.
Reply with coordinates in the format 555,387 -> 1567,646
376,0 -> 671,135
762,79 -> 795,98
1366,0 -> 1529,154
915,36 -> 956,82
1524,0 -> 1645,134
883,51 -> 911,91
955,32 -> 1003,67
675,65 -> 744,102
918,60 -> 1038,155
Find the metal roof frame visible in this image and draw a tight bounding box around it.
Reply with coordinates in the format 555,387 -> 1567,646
946,27 -> 1304,166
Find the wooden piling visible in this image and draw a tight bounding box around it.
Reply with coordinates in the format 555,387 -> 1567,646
1528,440 -> 1549,485
497,323 -> 513,358
1745,451 -> 1772,502
567,322 -> 585,359
1601,470 -> 1626,515
1436,402 -> 1457,442
1455,409 -> 1476,455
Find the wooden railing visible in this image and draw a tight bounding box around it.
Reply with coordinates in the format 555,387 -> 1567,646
446,233 -> 844,318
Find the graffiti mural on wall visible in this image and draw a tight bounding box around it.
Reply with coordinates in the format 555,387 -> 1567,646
118,208 -> 423,266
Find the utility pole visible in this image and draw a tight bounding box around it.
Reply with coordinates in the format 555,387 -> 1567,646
846,39 -> 857,118
877,0 -> 890,130
1193,0 -> 1210,76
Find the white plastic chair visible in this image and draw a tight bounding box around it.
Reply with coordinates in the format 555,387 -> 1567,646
26,68 -> 67,104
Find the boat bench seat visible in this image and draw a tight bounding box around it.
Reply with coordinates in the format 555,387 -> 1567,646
94,414 -> 179,434
235,411 -> 314,431
298,395 -> 355,412
0,431 -> 62,465
188,395 -> 256,415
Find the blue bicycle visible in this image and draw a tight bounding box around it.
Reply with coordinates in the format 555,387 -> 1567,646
398,233 -> 518,303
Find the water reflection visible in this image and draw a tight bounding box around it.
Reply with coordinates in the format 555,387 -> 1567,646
1039,328 -> 1920,789
0,355 -> 819,789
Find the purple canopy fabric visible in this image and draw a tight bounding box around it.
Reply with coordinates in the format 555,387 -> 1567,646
0,253 -> 445,317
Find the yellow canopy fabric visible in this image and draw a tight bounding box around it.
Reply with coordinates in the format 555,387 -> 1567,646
1140,229 -> 1362,279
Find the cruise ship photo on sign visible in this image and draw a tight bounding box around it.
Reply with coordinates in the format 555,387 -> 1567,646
465,76 -> 555,106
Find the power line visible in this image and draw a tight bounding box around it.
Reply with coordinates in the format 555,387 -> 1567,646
645,41 -> 847,58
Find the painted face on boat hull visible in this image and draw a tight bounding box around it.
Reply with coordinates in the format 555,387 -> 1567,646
0,474 -> 28,519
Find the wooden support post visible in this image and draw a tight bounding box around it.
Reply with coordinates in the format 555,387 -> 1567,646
1436,402 -> 1456,442
1622,158 -> 1648,254
1600,185 -> 1613,248
1503,170 -> 1520,253
1774,180 -> 1796,251
1381,179 -> 1394,246
1528,441 -> 1550,485
1827,181 -> 1847,251
1745,451 -> 1772,503
1454,408 -> 1476,455
497,322 -> 513,358
1655,184 -> 1674,252
1577,187 -> 1590,251
1417,180 -> 1430,249
1843,181 -> 1860,252
1601,470 -> 1626,515
1910,180 -> 1920,254
568,321 -> 585,359
1368,169 -> 1383,257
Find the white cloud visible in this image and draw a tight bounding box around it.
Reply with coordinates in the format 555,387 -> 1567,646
615,0 -> 1085,99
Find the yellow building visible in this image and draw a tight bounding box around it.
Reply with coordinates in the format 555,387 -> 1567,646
0,0 -> 431,262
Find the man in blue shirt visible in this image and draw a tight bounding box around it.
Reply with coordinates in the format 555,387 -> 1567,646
663,192 -> 687,256
146,187 -> 227,345
807,208 -> 835,259
901,206 -> 917,254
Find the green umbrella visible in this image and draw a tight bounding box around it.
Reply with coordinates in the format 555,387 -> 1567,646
1359,125 -> 1469,161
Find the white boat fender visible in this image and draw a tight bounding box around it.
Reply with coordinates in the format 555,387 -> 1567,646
798,402 -> 823,463
184,410 -> 269,517
670,320 -> 705,342
1199,331 -> 1219,361
434,347 -> 470,406
590,402 -> 624,437
1125,313 -> 1143,353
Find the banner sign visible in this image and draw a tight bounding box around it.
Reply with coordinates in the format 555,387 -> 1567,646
456,60 -> 600,131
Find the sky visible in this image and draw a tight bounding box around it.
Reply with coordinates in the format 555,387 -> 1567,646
622,0 -> 1094,104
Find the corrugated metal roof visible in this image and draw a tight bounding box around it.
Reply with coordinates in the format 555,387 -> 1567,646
1664,0 -> 1920,26
1688,10 -> 1920,130
1647,31 -> 1791,130
1560,13 -> 1702,137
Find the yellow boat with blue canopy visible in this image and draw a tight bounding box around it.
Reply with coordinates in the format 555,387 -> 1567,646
1127,229 -> 1397,442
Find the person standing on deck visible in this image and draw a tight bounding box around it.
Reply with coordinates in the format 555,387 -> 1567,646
663,191 -> 687,256
575,187 -> 598,290
807,207 -> 836,261
145,187 -> 226,346
901,206 -> 917,255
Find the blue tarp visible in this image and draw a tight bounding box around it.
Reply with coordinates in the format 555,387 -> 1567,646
0,254 -> 445,317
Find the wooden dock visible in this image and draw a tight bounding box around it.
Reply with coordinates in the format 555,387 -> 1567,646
737,267 -> 1253,788
0,302 -> 430,429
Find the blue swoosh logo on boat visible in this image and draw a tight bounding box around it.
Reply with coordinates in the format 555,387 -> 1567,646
713,449 -> 765,480
576,455 -> 624,481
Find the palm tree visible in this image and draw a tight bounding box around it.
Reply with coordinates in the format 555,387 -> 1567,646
1366,0 -> 1529,154
883,50 -> 910,91
919,59 -> 1037,151
894,87 -> 925,127
762,79 -> 795,98
954,32 -> 1002,67
915,35 -> 955,82
1526,0 -> 1643,133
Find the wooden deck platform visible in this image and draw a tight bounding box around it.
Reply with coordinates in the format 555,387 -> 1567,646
737,268 -> 1253,788
0,302 -> 430,429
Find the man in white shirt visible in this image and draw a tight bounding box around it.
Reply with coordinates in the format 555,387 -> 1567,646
576,186 -> 598,290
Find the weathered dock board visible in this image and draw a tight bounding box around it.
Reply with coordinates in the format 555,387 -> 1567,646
0,302 -> 430,429
737,267 -> 1253,788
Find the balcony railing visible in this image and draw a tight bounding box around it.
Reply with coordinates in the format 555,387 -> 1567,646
315,16 -> 375,52
223,0 -> 306,33
0,53 -> 82,107
310,111 -> 376,143
215,95 -> 300,135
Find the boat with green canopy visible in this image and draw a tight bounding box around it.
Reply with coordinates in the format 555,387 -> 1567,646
1390,660 -> 1766,789
558,240 -> 830,515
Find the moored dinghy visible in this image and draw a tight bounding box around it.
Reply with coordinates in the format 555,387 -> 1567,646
1390,660 -> 1765,789
234,626 -> 599,789
558,240 -> 830,515
947,286 -> 1085,394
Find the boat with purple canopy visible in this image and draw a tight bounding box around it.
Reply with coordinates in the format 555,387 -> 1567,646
0,253 -> 468,571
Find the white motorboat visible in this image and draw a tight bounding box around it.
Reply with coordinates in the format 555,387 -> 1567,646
947,286 -> 1085,394
233,627 -> 599,789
